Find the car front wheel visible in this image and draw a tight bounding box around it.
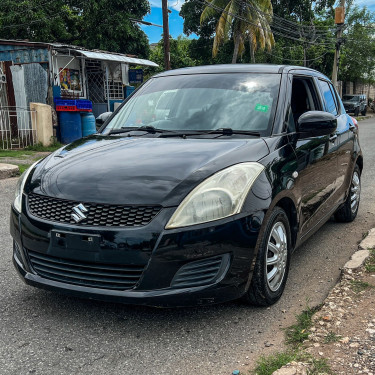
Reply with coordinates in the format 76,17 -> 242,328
335,164 -> 361,222
243,207 -> 291,306
354,107 -> 360,116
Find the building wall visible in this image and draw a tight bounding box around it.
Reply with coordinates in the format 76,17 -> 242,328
0,44 -> 49,65
344,81 -> 375,100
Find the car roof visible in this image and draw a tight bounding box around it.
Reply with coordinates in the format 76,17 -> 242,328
153,64 -> 327,78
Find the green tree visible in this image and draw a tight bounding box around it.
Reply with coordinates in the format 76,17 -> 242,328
200,0 -> 275,63
339,5 -> 375,88
147,36 -> 197,73
0,0 -> 150,57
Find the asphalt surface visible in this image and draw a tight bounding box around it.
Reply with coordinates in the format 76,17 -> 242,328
1,118 -> 375,375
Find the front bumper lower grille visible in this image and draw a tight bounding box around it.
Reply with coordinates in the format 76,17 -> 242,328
171,254 -> 230,288
27,250 -> 145,290
27,192 -> 161,227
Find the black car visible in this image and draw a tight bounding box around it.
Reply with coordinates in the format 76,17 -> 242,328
10,65 -> 362,307
342,94 -> 367,116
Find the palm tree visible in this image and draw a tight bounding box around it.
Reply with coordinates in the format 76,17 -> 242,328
201,0 -> 275,63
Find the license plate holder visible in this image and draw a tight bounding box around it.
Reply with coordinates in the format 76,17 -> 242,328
50,230 -> 101,252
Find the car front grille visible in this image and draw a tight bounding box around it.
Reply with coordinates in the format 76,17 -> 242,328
27,193 -> 161,227
170,254 -> 230,289
27,250 -> 145,290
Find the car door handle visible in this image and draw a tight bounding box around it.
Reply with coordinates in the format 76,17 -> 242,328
329,134 -> 337,143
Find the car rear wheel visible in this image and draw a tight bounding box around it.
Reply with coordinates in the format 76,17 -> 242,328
243,207 -> 291,306
361,107 -> 367,116
335,164 -> 361,222
354,107 -> 360,116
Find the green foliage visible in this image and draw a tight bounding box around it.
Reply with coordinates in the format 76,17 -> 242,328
339,5 -> 375,85
324,331 -> 341,343
180,0 -> 337,74
252,350 -> 299,375
25,140 -> 62,152
0,0 -> 150,57
0,149 -> 35,158
285,305 -> 321,346
365,249 -> 375,273
17,164 -> 31,174
146,36 -> 198,73
350,280 -> 373,293
199,0 -> 274,63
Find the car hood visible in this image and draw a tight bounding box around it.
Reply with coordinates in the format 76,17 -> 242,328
30,135 -> 269,206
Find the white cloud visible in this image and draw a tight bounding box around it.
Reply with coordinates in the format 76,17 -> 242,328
149,0 -> 185,11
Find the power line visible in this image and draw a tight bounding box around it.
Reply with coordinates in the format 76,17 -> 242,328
198,0 -> 335,47
263,49 -> 331,63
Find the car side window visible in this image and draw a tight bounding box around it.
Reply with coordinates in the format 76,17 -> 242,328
331,85 -> 346,114
318,80 -> 338,116
290,76 -> 321,131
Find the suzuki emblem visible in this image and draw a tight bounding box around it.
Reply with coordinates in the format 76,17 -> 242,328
71,203 -> 88,223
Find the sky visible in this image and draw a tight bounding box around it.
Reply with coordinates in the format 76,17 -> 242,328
141,0 -> 189,44
142,0 -> 375,44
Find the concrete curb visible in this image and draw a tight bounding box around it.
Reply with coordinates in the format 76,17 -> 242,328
0,163 -> 19,180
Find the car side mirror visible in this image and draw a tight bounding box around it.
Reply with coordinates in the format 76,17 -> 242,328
297,111 -> 337,138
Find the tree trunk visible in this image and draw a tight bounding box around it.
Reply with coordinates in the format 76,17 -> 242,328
232,36 -> 240,64
249,41 -> 255,63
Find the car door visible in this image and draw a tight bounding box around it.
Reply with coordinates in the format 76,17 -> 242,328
289,74 -> 338,238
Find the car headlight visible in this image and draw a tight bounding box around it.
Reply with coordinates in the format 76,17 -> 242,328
13,161 -> 40,213
165,162 -> 265,229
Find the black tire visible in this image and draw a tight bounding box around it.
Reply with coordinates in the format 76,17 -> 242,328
335,164 -> 361,222
361,107 -> 367,116
354,107 -> 360,116
243,207 -> 291,306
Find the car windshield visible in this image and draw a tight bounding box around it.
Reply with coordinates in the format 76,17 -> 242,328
343,95 -> 359,101
102,73 -> 281,136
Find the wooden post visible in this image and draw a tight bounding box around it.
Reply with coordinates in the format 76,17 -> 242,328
162,0 -> 171,70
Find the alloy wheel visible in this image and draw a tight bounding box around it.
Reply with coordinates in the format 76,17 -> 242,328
350,171 -> 361,214
266,222 -> 288,292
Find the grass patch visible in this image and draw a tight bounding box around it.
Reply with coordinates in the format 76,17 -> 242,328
350,280 -> 372,293
0,140 -> 62,158
308,357 -> 334,374
252,350 -> 299,375
25,140 -> 62,152
324,331 -> 341,343
252,351 -> 333,375
362,231 -> 369,240
0,149 -> 36,158
285,305 -> 321,346
366,249 -> 375,273
17,164 -> 31,174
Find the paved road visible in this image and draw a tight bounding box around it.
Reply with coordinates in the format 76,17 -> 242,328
1,118 -> 375,375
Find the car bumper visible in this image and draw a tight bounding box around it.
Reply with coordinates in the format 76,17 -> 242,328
10,204 -> 264,307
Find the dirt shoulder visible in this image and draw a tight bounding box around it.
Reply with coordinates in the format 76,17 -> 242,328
262,231 -> 375,375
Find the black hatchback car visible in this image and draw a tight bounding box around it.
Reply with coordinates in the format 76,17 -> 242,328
10,65 -> 362,307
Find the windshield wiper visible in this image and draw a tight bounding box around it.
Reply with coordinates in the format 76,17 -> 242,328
202,128 -> 260,137
108,126 -> 205,138
109,125 -> 173,135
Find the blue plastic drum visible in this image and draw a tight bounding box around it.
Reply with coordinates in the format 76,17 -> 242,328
81,112 -> 97,137
58,112 -> 82,144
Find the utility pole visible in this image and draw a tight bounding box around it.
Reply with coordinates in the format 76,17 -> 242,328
332,0 -> 345,90
162,0 -> 171,70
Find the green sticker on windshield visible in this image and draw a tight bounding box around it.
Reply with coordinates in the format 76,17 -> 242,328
255,104 -> 269,112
